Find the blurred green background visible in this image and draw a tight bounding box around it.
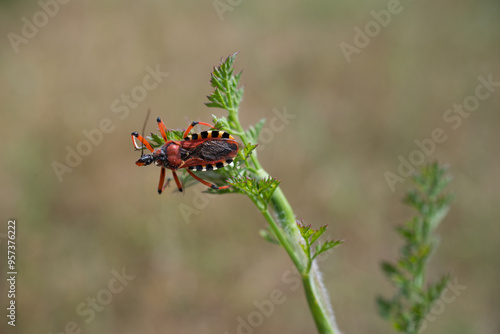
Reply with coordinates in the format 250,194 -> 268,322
1,1 -> 499,333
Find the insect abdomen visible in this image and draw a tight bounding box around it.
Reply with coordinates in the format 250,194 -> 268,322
181,135 -> 239,172
187,160 -> 234,172
184,130 -> 234,141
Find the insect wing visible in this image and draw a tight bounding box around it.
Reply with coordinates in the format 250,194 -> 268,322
180,138 -> 239,170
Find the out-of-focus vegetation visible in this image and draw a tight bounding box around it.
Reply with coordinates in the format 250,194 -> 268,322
0,1 -> 499,333
378,162 -> 453,334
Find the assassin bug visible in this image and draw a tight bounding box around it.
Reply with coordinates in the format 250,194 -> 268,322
131,117 -> 239,193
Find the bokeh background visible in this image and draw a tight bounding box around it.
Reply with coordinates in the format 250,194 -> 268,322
1,1 -> 499,333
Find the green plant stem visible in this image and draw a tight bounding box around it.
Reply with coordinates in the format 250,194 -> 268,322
260,209 -> 304,269
303,272 -> 338,334
209,54 -> 339,334
255,169 -> 338,334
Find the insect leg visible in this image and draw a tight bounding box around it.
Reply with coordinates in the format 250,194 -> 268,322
158,167 -> 166,194
131,132 -> 154,152
172,171 -> 183,192
185,169 -> 231,190
182,121 -> 214,139
157,117 -> 168,141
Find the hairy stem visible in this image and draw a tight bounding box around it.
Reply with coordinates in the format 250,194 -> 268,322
253,150 -> 339,334
208,54 -> 340,334
303,267 -> 339,334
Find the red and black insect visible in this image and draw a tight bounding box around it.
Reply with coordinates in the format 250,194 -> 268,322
131,117 -> 239,193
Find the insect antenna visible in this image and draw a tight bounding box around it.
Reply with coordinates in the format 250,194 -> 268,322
139,108 -> 151,158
